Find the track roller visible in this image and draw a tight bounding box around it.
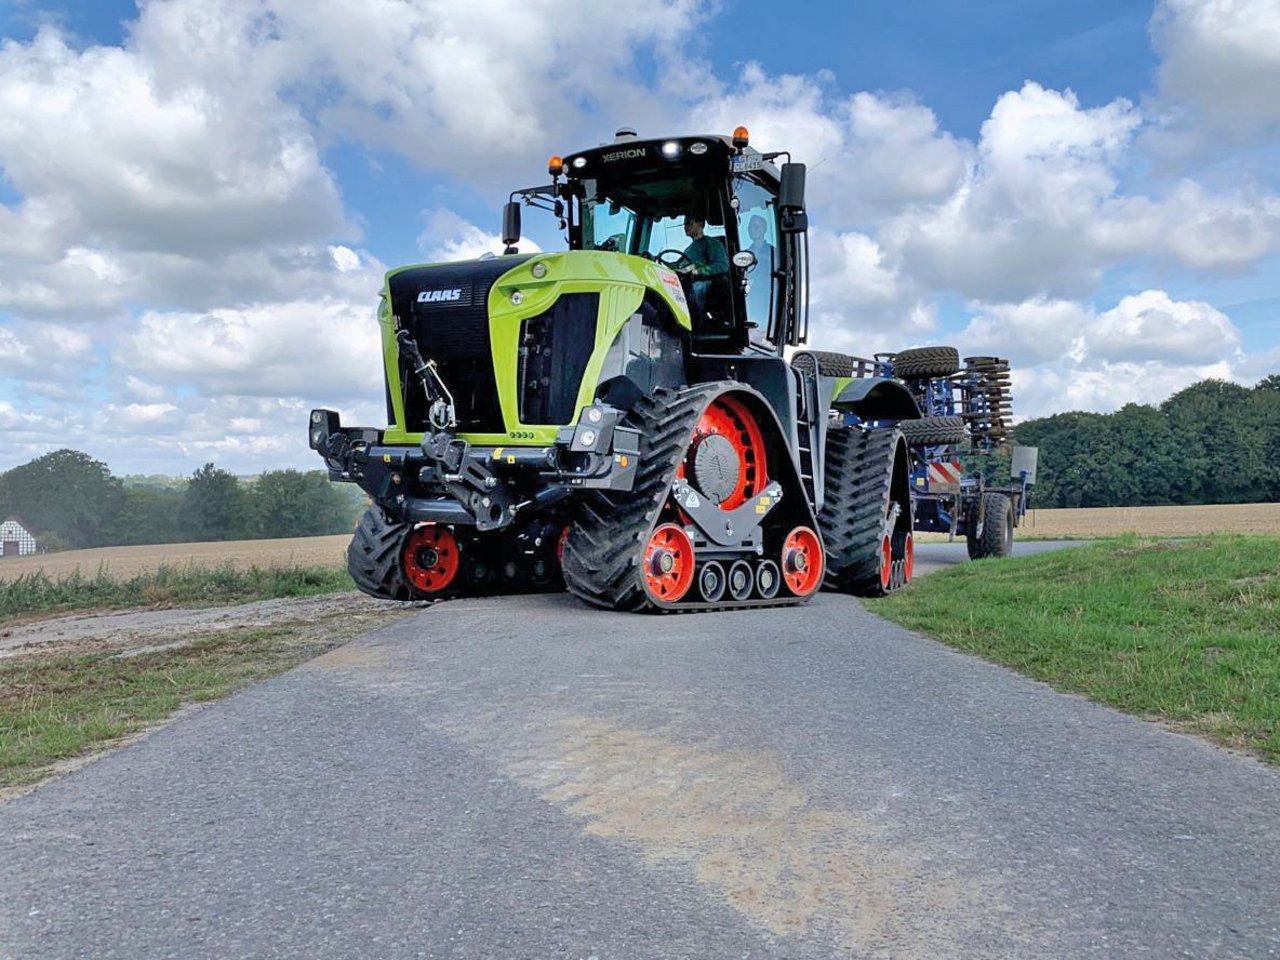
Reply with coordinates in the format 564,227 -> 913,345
698,561 -> 727,602
756,559 -> 782,599
727,560 -> 754,601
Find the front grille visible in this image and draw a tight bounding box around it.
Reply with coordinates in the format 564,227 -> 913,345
517,293 -> 600,425
387,257 -> 531,433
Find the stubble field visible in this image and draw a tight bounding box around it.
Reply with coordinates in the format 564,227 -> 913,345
1,503 -> 1278,582
0,535 -> 351,582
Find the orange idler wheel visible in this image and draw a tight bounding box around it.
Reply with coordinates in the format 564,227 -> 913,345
902,531 -> 914,584
687,395 -> 768,510
402,524 -> 460,595
879,533 -> 893,591
781,526 -> 824,597
642,523 -> 695,605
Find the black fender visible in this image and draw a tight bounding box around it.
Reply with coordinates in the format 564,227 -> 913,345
834,376 -> 920,422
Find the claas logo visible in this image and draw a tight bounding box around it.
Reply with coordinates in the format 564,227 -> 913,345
416,288 -> 463,303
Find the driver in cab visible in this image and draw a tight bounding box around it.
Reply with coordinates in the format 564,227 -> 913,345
678,216 -> 728,278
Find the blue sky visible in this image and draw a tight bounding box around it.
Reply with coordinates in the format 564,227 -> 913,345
0,0 -> 1277,474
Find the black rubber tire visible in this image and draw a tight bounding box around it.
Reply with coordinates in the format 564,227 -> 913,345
892,345 -> 961,379
897,415 -> 967,445
791,350 -> 861,377
347,506 -> 412,600
818,426 -> 908,594
966,492 -> 1014,559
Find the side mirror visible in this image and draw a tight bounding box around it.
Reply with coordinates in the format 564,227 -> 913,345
779,162 -> 808,234
502,201 -> 522,253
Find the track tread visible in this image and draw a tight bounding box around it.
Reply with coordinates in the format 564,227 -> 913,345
818,426 -> 904,594
562,386 -> 709,611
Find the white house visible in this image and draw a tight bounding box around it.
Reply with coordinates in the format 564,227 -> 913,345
1,516 -> 39,557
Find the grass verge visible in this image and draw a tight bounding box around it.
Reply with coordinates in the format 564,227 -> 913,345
868,535 -> 1280,763
1,626 -> 351,790
0,562 -> 354,621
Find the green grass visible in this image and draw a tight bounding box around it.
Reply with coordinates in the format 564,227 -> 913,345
0,627 -> 344,788
0,563 -> 354,621
869,535 -> 1280,762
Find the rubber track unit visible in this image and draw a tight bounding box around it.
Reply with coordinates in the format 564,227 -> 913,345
347,505 -> 412,601
818,425 -> 908,595
561,383 -> 819,613
898,415 -> 968,445
892,345 -> 961,379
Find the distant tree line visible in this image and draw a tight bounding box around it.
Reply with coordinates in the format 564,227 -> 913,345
0,450 -> 366,551
1015,376 -> 1280,508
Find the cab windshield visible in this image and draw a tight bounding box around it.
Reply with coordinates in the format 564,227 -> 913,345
578,175 -> 726,258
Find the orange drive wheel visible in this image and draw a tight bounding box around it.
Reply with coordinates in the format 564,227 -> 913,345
781,526 -> 824,597
686,395 -> 769,510
402,524 -> 461,595
902,531 -> 914,584
642,523 -> 695,605
879,533 -> 893,592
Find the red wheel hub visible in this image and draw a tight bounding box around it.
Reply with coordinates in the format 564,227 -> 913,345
781,526 -> 824,597
879,533 -> 893,590
402,524 -> 460,594
682,395 -> 768,510
903,532 -> 914,584
642,523 -> 695,604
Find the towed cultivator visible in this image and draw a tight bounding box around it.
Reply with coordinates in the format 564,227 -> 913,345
310,128 -> 1020,611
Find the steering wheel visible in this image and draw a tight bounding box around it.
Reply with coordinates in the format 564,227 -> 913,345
655,248 -> 693,271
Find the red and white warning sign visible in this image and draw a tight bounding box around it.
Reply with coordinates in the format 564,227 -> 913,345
926,461 -> 964,488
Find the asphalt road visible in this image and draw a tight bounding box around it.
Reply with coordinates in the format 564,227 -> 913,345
3,544 -> 1279,959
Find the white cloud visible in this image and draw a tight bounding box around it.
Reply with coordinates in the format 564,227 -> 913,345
1151,0 -> 1280,150
0,26 -> 348,259
417,209 -> 542,262
957,289 -> 1247,418
688,65 -> 970,224
120,297 -> 385,399
1088,290 -> 1239,364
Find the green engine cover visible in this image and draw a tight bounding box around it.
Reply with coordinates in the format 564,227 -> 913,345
381,250 -> 691,447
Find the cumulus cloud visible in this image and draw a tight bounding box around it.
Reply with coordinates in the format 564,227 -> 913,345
957,289 -> 1246,418
1150,0 -> 1280,150
417,209 -> 543,262
688,64 -> 971,224
120,296 -> 385,399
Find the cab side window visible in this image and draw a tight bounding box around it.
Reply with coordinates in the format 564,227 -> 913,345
734,180 -> 777,335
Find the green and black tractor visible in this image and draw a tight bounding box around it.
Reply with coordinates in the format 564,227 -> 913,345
309,127 -> 923,611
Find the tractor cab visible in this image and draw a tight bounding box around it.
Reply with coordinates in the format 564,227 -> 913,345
506,128 -> 809,356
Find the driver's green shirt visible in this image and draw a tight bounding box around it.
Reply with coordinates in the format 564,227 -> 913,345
683,236 -> 729,277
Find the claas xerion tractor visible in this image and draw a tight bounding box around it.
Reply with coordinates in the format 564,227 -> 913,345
309,126 -> 926,611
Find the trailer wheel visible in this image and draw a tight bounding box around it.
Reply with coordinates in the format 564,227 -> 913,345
897,415 -> 967,446
966,493 -> 1014,559
891,345 -> 960,379
347,506 -> 412,600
